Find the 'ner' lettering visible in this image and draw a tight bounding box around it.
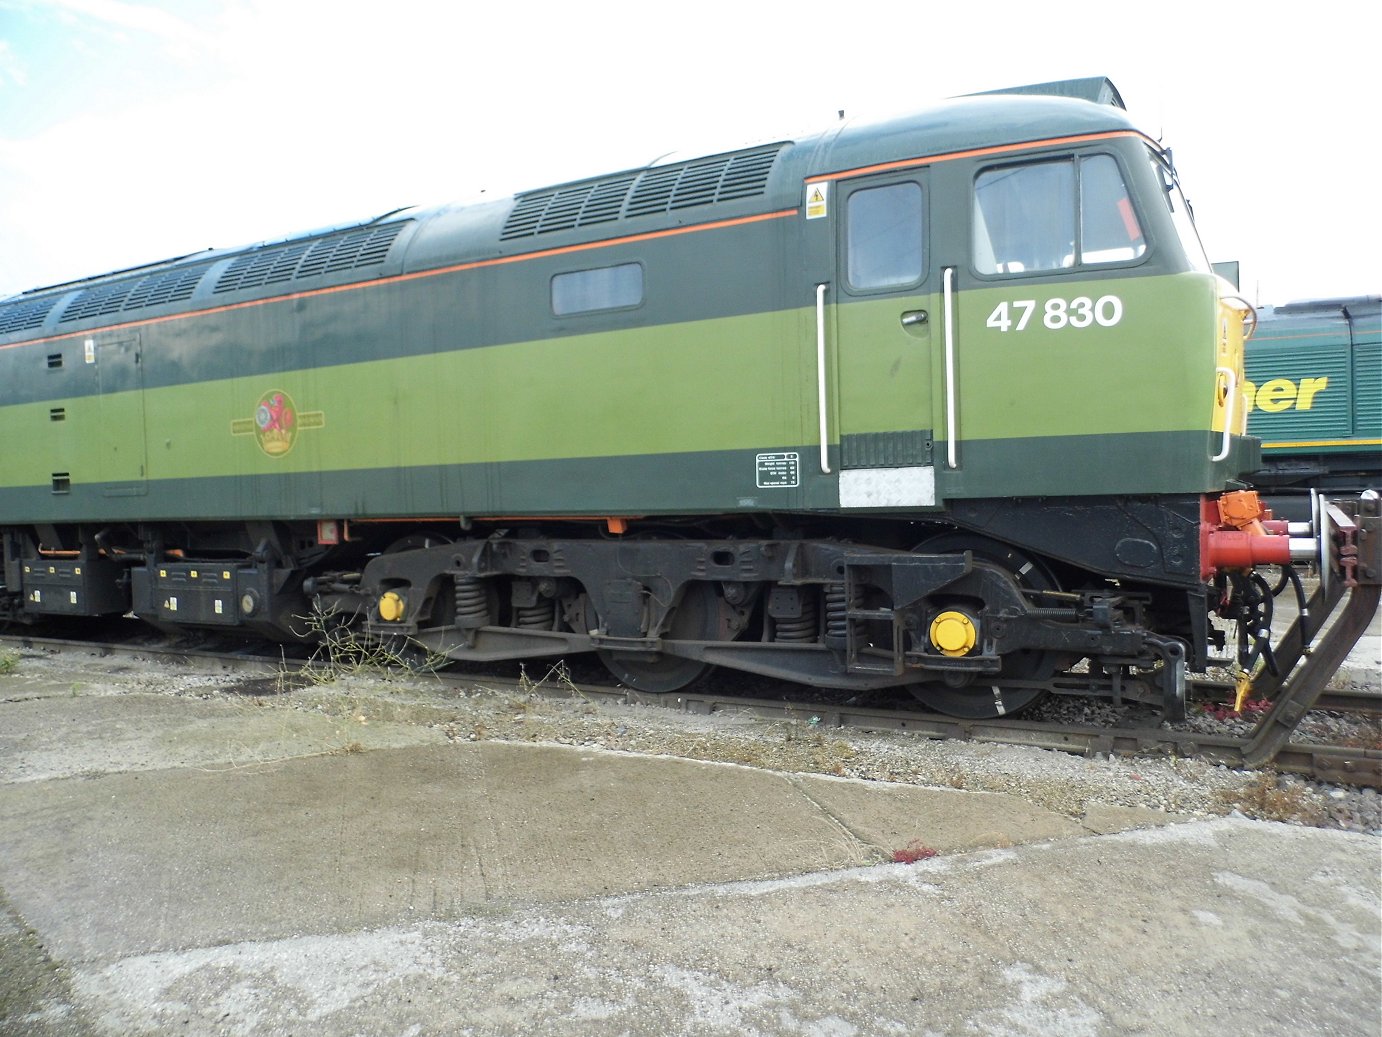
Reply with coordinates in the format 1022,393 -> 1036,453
1242,376 -> 1329,413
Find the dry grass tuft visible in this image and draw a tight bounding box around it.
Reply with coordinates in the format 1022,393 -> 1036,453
1219,771 -> 1328,826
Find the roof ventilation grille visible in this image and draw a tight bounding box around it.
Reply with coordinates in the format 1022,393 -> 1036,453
59,281 -> 136,323
121,264 -> 213,310
214,223 -> 407,294
502,143 -> 783,239
0,295 -> 63,335
58,262 -> 217,324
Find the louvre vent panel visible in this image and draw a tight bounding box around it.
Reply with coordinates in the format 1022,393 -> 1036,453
324,233 -> 369,273
59,282 -> 134,323
624,167 -> 681,217
503,195 -> 551,238
19,223 -> 407,328
719,151 -> 780,199
502,144 -> 783,238
122,264 -> 211,309
668,162 -> 724,210
295,238 -> 342,279
265,244 -> 311,284
580,177 -> 637,224
56,262 -> 218,324
538,187 -> 592,233
0,296 -> 62,334
213,223 -> 407,294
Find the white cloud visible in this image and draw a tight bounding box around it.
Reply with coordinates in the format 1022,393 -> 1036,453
28,0 -> 212,62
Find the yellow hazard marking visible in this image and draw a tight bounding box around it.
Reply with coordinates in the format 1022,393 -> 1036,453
1263,438 -> 1382,449
1233,670 -> 1254,713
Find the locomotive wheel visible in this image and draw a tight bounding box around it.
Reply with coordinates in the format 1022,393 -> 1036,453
907,534 -> 1060,720
598,581 -> 719,694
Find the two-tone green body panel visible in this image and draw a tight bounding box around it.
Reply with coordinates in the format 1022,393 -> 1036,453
936,271 -> 1256,497
0,92 -> 1245,533
1,214 -> 821,521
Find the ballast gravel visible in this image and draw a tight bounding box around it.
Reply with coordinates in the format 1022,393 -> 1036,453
4,645 -> 1379,836
185,657 -> 1379,837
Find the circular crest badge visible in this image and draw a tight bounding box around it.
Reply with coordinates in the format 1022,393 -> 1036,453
254,390 -> 298,456
231,390 -> 325,456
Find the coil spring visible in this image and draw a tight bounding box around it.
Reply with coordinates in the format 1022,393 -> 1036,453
454,577 -> 491,627
824,581 -> 861,643
514,600 -> 555,629
773,616 -> 812,641
773,612 -> 817,643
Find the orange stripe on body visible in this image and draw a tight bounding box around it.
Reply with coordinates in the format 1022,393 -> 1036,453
2,209 -> 798,351
804,130 -> 1143,183
6,128 -> 1149,351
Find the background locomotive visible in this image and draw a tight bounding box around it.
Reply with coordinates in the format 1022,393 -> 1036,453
0,79 -> 1330,719
1245,295 -> 1380,498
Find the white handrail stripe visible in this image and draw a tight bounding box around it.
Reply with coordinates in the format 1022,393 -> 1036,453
815,283 -> 831,474
943,267 -> 957,469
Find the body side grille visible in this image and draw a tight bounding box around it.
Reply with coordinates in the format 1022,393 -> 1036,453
0,296 -> 63,334
214,223 -> 407,294
501,143 -> 784,239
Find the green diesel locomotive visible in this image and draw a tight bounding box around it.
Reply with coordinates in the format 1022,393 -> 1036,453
0,79 -> 1359,718
1246,295 -> 1381,496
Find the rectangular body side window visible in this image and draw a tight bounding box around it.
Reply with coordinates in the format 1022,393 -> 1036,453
552,262 -> 644,316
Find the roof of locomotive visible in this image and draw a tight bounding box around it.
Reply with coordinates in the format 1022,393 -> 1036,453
1262,296 -> 1380,318
399,90 -> 1145,271
0,82 -> 1143,337
1252,296 -> 1381,346
804,92 -> 1142,181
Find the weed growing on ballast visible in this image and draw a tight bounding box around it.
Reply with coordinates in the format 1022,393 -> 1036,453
1220,770 -> 1328,826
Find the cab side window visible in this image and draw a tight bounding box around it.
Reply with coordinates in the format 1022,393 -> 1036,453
973,155 -> 1145,275
1080,155 -> 1147,265
846,182 -> 924,291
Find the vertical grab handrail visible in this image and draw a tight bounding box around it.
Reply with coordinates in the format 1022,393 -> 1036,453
815,282 -> 831,474
1212,365 -> 1237,462
943,267 -> 958,468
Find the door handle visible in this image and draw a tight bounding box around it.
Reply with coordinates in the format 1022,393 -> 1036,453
901,310 -> 928,327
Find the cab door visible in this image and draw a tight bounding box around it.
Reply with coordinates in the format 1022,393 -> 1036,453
830,172 -> 937,509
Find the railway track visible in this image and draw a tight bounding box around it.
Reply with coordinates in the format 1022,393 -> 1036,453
1194,678 -> 1381,717
4,629 -> 1378,789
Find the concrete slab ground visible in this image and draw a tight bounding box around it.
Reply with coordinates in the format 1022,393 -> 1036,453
1,662 -> 1378,1035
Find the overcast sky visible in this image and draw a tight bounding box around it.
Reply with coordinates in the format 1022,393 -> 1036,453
1,0 -> 1378,306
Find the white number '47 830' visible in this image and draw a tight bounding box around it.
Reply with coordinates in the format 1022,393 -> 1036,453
986,295 -> 1123,332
